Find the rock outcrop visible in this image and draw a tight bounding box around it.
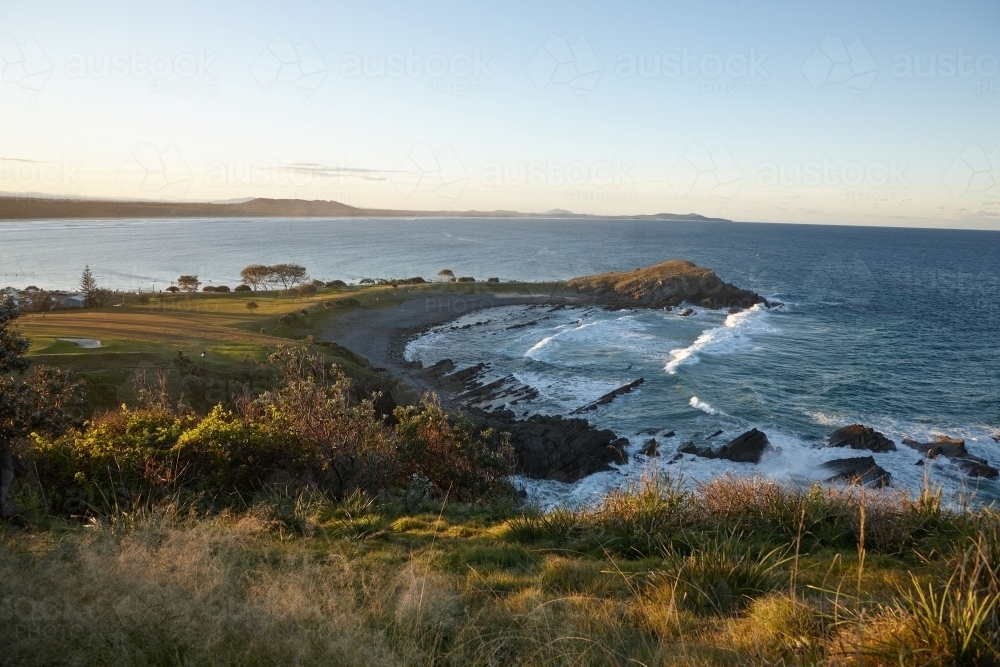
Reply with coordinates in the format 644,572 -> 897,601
678,428 -> 771,464
564,260 -> 766,310
821,456 -> 892,487
716,429 -> 771,463
469,409 -> 628,483
902,436 -> 999,478
572,378 -> 645,413
827,425 -> 897,453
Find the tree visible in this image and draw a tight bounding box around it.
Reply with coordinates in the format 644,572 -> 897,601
166,286 -> 180,293
240,264 -> 273,291
270,264 -> 308,290
80,265 -> 98,307
177,275 -> 201,293
245,301 -> 259,313
1,297 -> 84,516
437,269 -> 455,282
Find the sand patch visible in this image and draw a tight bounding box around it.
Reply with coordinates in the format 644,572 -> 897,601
57,338 -> 102,348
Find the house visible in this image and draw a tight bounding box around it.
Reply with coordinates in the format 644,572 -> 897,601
57,294 -> 87,309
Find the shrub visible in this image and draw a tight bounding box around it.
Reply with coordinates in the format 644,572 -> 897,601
166,286 -> 180,293
245,301 -> 259,313
214,285 -> 230,293
234,284 -> 252,292
202,286 -> 216,292
325,280 -> 347,288
392,395 -> 514,502
298,284 -> 317,296
457,276 -> 475,282
487,277 -> 500,283
310,279 -> 324,288
277,314 -> 294,325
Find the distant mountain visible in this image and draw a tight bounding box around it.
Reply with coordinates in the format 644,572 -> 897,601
0,196 -> 732,223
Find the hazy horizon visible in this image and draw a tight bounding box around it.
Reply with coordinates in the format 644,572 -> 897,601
2,0 -> 998,229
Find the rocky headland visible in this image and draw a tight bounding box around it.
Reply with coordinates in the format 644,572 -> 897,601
562,260 -> 768,310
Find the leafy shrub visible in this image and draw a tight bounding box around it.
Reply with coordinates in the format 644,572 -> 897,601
298,284 -> 317,296
392,395 -> 514,502
325,280 -> 347,288
214,285 -> 230,293
234,284 -> 252,292
277,314 -> 294,325
456,276 -> 475,282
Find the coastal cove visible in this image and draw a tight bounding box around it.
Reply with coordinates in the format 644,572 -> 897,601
4,217 -> 1000,506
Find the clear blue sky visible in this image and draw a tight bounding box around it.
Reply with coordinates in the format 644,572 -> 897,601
1,0 -> 998,227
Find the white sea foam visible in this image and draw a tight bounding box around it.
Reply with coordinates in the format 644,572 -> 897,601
525,335 -> 557,356
664,304 -> 770,374
689,396 -> 718,415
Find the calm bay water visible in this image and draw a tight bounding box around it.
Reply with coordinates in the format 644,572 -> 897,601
2,217 -> 999,503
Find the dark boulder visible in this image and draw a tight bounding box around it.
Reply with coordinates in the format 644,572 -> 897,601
821,456 -> 892,488
827,425 -> 896,453
715,428 -> 771,463
903,435 -> 999,478
678,441 -> 714,458
678,308 -> 695,317
469,409 -> 628,483
640,438 -> 659,457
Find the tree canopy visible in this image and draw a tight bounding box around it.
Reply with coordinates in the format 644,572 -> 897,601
177,275 -> 201,293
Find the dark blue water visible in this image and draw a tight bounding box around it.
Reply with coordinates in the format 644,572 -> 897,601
2,218 -> 998,502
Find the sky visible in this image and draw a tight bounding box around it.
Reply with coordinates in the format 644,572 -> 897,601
1,0 -> 998,228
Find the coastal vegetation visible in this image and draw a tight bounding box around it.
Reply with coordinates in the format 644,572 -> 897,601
2,265 -> 998,664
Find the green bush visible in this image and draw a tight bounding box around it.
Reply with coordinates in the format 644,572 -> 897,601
25,349 -> 515,516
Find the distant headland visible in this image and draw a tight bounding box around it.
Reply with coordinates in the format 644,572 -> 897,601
0,195 -> 731,222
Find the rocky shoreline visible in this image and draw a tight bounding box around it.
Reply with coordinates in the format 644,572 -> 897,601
324,260 -> 997,489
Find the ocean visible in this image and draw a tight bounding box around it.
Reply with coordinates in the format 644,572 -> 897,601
2,217 -> 999,504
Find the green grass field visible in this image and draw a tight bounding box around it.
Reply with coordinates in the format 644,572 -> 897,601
17,281 -> 559,411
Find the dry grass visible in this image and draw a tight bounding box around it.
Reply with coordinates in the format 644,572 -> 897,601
3,474 -> 998,666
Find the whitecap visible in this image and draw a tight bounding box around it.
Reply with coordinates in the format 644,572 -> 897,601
664,304 -> 771,374
689,396 -> 718,415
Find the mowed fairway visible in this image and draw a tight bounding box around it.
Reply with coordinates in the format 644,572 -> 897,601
18,281 -> 562,368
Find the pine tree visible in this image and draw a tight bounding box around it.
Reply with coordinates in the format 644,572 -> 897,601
80,265 -> 97,307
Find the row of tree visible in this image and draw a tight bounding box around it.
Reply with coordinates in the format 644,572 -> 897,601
240,264 -> 308,291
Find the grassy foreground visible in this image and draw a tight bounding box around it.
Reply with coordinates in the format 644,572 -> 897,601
4,476 -> 999,666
